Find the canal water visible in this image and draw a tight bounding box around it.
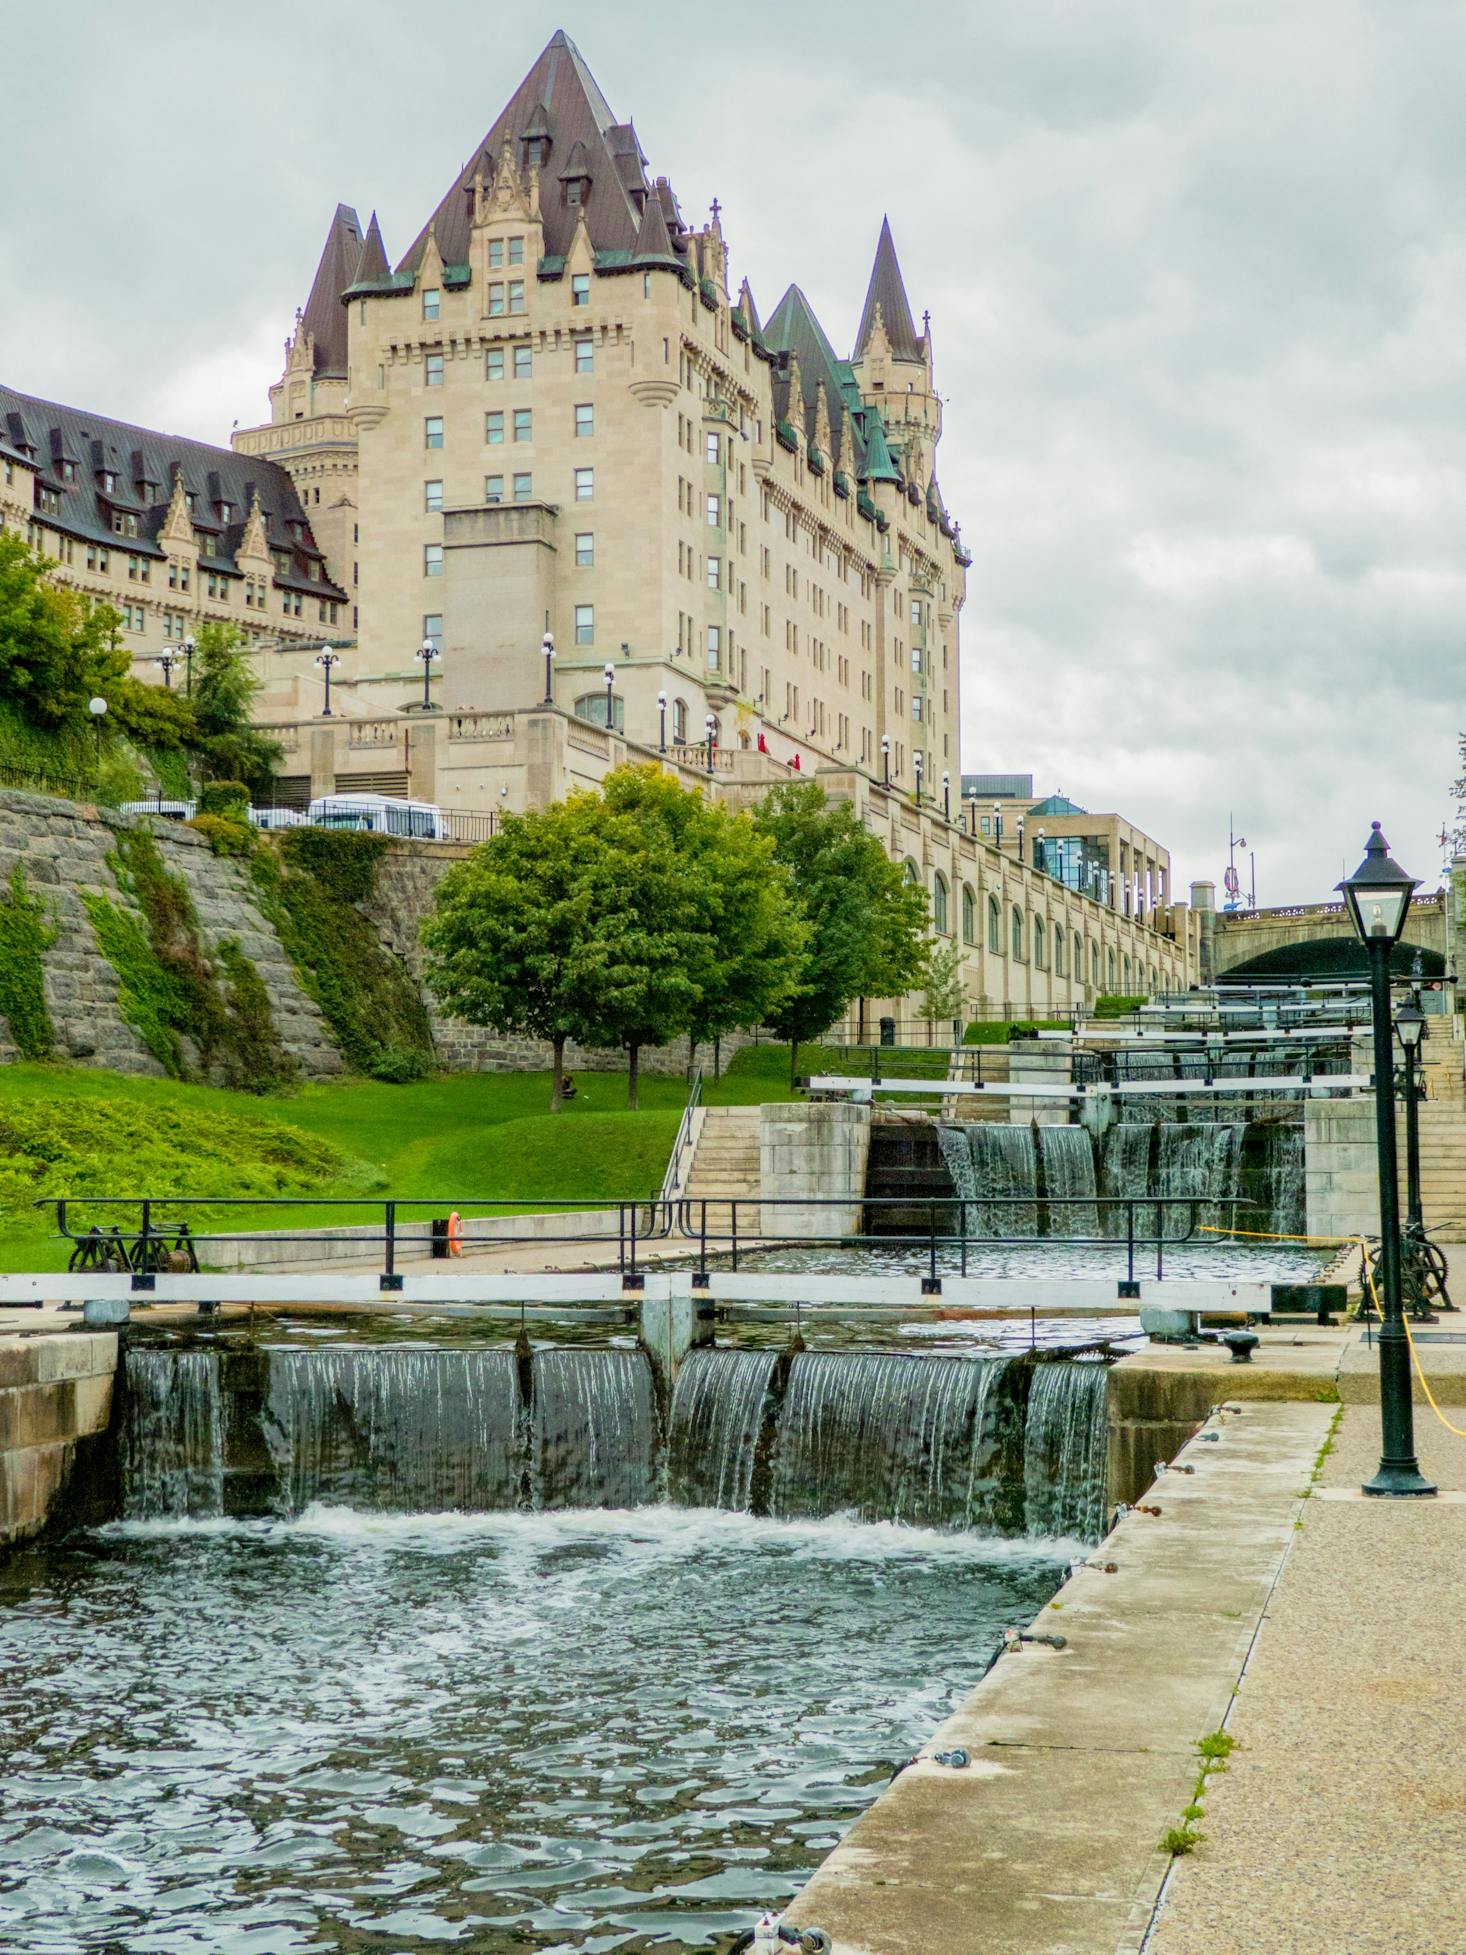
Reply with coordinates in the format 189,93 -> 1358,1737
1,1506 -> 1064,1954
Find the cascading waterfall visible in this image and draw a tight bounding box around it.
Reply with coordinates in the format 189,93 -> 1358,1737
122,1349 -> 224,1520
962,1125 -> 1038,1236
1023,1361 -> 1110,1540
668,1348 -> 776,1510
532,1349 -> 659,1509
768,1352 -> 1020,1531
1258,1121 -> 1305,1240
936,1123 -> 977,1237
1099,1121 -> 1154,1238
1154,1123 -> 1239,1239
264,1348 -> 523,1515
1037,1125 -> 1098,1238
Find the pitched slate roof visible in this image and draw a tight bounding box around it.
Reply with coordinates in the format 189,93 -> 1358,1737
299,203 -> 361,376
395,30 -> 656,277
352,211 -> 389,288
0,382 -> 345,597
854,216 -> 923,362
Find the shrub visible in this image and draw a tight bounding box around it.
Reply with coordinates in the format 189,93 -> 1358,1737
187,813 -> 255,858
0,865 -> 58,1059
198,780 -> 251,818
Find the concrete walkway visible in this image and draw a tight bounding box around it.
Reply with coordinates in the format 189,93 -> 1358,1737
1145,1397 -> 1466,1955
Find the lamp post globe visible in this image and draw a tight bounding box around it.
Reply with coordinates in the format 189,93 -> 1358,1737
1337,824 -> 1434,1497
705,713 -> 716,775
314,645 -> 339,718
542,630 -> 555,706
181,634 -> 196,697
416,637 -> 438,712
880,734 -> 890,789
657,689 -> 668,755
603,662 -> 616,731
913,751 -> 923,804
1395,993 -> 1429,1253
942,770 -> 951,822
156,650 -> 176,690
87,695 -> 107,761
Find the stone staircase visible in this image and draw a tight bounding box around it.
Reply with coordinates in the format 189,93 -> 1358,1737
1405,1025 -> 1466,1234
682,1105 -> 763,1208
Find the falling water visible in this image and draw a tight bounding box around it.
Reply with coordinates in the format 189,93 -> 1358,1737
668,1348 -> 777,1510
963,1125 -> 1038,1236
1154,1123 -> 1239,1240
121,1348 -> 224,1519
264,1348 -> 522,1515
1023,1361 -> 1110,1540
531,1349 -> 659,1508
1258,1121 -> 1305,1239
937,1123 -> 977,1237
1037,1125 -> 1098,1238
1100,1122 -> 1154,1238
769,1352 -> 1019,1530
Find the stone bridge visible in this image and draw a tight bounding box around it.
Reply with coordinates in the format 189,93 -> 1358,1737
1210,886 -> 1456,983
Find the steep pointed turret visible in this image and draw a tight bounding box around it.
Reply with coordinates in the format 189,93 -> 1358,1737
298,203 -> 362,375
857,405 -> 900,485
351,211 -> 389,288
630,189 -> 680,270
854,216 -> 922,363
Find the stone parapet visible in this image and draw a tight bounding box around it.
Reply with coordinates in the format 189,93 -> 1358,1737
0,1331 -> 118,1549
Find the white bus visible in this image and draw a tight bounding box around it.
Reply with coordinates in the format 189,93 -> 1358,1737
305,793 -> 449,841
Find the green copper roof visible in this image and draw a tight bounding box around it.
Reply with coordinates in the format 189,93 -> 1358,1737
857,406 -> 899,484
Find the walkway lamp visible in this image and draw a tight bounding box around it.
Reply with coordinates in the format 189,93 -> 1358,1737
1395,992 -> 1427,1249
542,630 -> 554,705
88,695 -> 107,761
315,645 -> 339,716
705,712 -> 716,775
1036,827 -> 1047,875
415,637 -> 438,710
942,770 -> 951,822
156,649 -> 178,689
657,689 -> 668,754
604,661 -> 616,730
881,734 -> 890,788
1338,824 -> 1434,1497
993,802 -> 1003,846
182,633 -> 196,696
914,751 -> 923,804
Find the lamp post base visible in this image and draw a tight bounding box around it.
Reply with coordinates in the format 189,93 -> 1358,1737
1362,1462 -> 1437,1497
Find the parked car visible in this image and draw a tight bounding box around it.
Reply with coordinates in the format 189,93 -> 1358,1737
306,793 -> 448,840
120,799 -> 197,822
247,805 -> 308,830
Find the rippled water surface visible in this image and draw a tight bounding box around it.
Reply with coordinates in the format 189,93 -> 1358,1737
0,1507 -> 1066,1955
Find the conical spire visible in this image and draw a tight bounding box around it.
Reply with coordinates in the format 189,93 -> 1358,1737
854,216 -> 921,362
299,203 -> 362,375
631,190 -> 680,268
857,405 -> 900,484
351,211 -> 389,288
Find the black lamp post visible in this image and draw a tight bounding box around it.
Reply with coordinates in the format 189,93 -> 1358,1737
914,751 -> 923,804
657,689 -> 668,754
1395,992 -> 1428,1249
1338,823 -> 1435,1497
705,713 -> 716,775
156,649 -> 178,689
881,734 -> 890,788
993,802 -> 1003,847
1035,826 -> 1047,876
315,645 -> 339,717
604,661 -> 616,731
542,630 -> 554,705
942,770 -> 951,823
416,637 -> 438,711
88,695 -> 107,761
182,634 -> 196,697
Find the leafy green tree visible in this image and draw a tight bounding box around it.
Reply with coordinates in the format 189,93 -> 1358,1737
0,531 -> 123,730
919,939 -> 966,1045
191,622 -> 281,793
422,794 -> 608,1111
752,781 -> 930,1082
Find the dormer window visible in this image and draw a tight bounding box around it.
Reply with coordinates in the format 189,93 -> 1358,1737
218,500 -> 233,523
524,137 -> 547,169
60,461 -> 75,483
565,180 -> 583,207
100,470 -> 117,493
184,490 -> 196,513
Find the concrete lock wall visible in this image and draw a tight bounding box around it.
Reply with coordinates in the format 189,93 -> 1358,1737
0,1332 -> 119,1549
1305,1096 -> 1380,1242
1005,1044 -> 1073,1126
759,1102 -> 872,1239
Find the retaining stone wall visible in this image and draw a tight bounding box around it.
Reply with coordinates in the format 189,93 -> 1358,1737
0,1332 -> 118,1548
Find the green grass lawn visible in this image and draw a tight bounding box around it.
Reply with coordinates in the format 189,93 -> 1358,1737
0,1046 -> 812,1272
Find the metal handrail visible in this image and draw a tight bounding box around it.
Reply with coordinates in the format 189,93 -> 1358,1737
657,1067 -> 704,1203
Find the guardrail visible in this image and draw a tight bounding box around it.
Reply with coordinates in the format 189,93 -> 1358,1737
658,1067 -> 704,1203
43,1192 -> 1252,1295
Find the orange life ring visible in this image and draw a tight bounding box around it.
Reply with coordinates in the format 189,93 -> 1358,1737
447,1210 -> 464,1257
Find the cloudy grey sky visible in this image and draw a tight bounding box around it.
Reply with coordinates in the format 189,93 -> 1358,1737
5,0 -> 1462,904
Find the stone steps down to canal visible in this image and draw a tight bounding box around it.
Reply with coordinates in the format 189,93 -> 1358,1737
682,1105 -> 763,1203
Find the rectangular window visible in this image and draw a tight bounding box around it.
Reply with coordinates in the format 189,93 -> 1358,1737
424,480 -> 443,513
707,625 -> 721,670
424,544 -> 443,576
706,433 -> 720,465
574,604 -> 594,646
488,282 -> 505,316
507,280 -> 525,313
425,353 -> 444,386
423,613 -> 443,652
513,408 -> 532,442
575,531 -> 594,567
571,274 -> 590,306
484,474 -> 504,502
575,467 -> 594,500
513,344 -> 532,379
488,239 -> 504,269
512,472 -> 533,501
508,235 -> 524,265
574,403 -> 594,438
912,695 -> 923,721
422,288 -> 440,320
425,416 -> 444,449
485,347 -> 504,381
485,411 -> 504,444
706,493 -> 721,528
574,338 -> 594,373
707,555 -> 721,590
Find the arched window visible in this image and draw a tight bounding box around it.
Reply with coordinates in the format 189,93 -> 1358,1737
1091,942 -> 1100,989
672,698 -> 687,743
1053,928 -> 1065,978
1149,964 -> 1158,992
902,857 -> 920,885
962,885 -> 976,946
574,691 -> 624,732
1108,947 -> 1117,989
988,894 -> 1001,953
933,871 -> 950,935
1074,932 -> 1083,980
1011,905 -> 1024,961
1122,953 -> 1132,989
1033,917 -> 1046,969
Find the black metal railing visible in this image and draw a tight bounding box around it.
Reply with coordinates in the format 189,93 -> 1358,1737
0,760 -> 95,801
43,1192 -> 1251,1295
